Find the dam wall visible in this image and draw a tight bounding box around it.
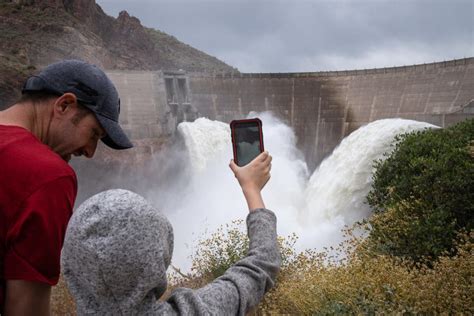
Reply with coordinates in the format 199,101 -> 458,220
187,58 -> 474,169
105,58 -> 474,170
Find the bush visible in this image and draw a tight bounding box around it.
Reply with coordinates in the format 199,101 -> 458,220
190,220 -> 250,280
168,220 -> 297,290
366,119 -> 474,261
261,230 -> 473,315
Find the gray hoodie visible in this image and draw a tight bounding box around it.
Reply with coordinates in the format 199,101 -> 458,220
62,189 -> 280,315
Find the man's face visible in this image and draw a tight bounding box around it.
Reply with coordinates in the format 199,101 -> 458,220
49,95 -> 106,162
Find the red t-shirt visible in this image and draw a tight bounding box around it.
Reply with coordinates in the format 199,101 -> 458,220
0,125 -> 77,310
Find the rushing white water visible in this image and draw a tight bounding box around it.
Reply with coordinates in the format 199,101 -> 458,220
298,119 -> 438,249
302,118 -> 438,225
178,118 -> 231,172
164,114 -> 436,271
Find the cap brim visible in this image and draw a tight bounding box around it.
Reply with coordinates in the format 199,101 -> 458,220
96,115 -> 133,150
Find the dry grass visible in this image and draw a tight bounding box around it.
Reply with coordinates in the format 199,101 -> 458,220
164,218 -> 473,314
51,275 -> 75,315
51,225 -> 473,315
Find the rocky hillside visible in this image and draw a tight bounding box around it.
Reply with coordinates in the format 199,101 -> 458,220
0,0 -> 236,108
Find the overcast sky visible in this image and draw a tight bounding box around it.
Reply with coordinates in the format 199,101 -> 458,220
96,0 -> 473,73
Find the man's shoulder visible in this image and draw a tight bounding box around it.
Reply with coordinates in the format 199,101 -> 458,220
0,125 -> 76,186
24,144 -> 74,178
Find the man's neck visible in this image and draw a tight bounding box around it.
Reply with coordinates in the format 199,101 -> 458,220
0,103 -> 45,141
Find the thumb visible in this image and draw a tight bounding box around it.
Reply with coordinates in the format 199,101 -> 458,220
229,159 -> 239,174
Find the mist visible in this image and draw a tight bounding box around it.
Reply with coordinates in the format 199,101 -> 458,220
72,113 -> 436,271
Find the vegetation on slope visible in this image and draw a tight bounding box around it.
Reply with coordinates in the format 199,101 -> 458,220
366,118 -> 474,262
0,1 -> 73,107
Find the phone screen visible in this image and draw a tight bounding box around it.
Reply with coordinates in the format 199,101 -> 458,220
232,121 -> 263,166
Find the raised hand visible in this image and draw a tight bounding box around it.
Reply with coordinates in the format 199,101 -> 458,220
229,151 -> 272,211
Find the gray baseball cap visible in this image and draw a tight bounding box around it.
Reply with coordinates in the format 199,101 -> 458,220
22,59 -> 133,150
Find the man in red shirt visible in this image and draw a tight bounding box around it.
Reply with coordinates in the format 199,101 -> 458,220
0,60 -> 133,315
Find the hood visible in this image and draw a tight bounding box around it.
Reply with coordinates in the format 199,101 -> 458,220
62,189 -> 173,314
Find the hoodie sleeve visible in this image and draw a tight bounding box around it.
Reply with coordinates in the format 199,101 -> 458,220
155,208 -> 281,316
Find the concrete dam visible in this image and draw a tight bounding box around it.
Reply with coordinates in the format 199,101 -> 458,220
104,57 -> 474,170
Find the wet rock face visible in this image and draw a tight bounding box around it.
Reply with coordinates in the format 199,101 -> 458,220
63,0 -> 99,28
63,0 -> 115,42
106,10 -> 160,70
115,10 -> 150,44
63,0 -> 95,19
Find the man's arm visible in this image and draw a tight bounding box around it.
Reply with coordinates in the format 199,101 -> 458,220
3,175 -> 76,316
4,280 -> 51,316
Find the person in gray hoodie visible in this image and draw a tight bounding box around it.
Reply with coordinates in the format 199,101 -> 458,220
62,151 -> 280,315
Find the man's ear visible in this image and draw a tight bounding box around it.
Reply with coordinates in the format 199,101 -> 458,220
53,93 -> 78,116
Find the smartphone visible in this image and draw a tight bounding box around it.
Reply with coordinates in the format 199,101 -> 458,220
230,118 -> 264,166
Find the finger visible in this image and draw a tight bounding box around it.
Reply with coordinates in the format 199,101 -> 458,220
249,152 -> 266,166
257,151 -> 269,161
229,160 -> 239,174
261,153 -> 272,166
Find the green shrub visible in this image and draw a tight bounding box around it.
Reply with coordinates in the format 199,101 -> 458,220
366,118 -> 474,261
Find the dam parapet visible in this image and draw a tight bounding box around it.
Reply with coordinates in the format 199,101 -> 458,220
188,57 -> 473,79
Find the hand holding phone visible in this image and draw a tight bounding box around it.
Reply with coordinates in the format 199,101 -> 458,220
229,151 -> 272,211
230,118 -> 264,166
230,118 -> 269,211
